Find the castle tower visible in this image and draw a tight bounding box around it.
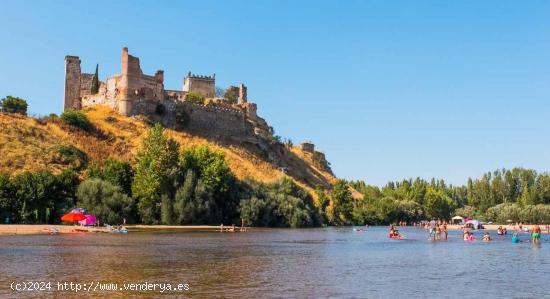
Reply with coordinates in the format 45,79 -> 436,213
183,72 -> 216,98
64,55 -> 81,110
239,83 -> 247,103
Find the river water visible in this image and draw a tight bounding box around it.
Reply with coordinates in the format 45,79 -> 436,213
0,227 -> 548,298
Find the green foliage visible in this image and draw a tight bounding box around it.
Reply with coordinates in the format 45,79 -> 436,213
155,103 -> 166,115
77,179 -> 135,224
223,89 -> 238,104
61,109 -> 92,131
424,187 -> 454,219
173,146 -> 240,224
0,174 -> 15,222
132,123 -> 180,224
87,159 -> 133,196
174,104 -> 189,129
1,95 -> 28,115
239,177 -> 319,228
485,203 -> 550,224
185,91 -> 205,104
53,145 -> 89,170
91,64 -> 99,94
4,170 -> 78,224
330,180 -> 353,225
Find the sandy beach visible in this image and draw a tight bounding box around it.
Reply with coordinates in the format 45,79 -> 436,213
0,224 -> 240,235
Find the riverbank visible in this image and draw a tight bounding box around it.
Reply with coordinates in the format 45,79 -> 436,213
2,224 -> 548,236
0,224 -> 244,235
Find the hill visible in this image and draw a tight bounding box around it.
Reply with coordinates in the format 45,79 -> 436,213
0,106 -> 337,198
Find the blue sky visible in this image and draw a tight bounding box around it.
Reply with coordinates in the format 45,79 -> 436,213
1,1 -> 550,185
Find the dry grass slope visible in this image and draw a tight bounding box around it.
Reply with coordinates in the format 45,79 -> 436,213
0,107 -> 337,197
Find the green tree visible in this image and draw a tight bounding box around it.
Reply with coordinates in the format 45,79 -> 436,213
0,174 -> 15,222
77,179 -> 134,224
87,159 -> 133,196
91,64 -> 100,94
185,91 -> 205,104
330,180 -> 353,225
132,123 -> 180,224
1,96 -> 28,115
424,187 -> 453,220
223,89 -> 238,104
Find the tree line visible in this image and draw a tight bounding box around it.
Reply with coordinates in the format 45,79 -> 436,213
338,168 -> 550,225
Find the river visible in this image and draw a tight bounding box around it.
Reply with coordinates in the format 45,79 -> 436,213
1,227 -> 548,298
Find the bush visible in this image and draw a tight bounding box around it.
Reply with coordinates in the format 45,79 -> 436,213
223,89 -> 238,104
53,145 -> 89,170
61,109 -> 92,131
155,103 -> 166,115
185,92 -> 205,104
77,179 -> 135,225
1,96 -> 28,115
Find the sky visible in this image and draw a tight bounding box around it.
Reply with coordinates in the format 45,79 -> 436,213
1,1 -> 550,186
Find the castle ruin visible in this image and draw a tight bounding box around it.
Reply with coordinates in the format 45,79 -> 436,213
64,47 -> 248,116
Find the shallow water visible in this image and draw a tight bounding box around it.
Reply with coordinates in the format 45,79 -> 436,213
0,227 -> 548,298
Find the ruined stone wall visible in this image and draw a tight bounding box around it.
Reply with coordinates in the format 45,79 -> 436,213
79,73 -> 95,97
64,56 -> 81,110
170,101 -> 249,140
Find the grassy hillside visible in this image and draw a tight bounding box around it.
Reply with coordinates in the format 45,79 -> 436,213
0,107 -> 337,197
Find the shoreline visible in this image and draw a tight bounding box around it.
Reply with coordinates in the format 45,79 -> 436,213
1,224 -> 548,236
0,224 -> 243,236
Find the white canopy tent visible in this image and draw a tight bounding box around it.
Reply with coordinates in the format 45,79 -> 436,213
451,216 -> 464,225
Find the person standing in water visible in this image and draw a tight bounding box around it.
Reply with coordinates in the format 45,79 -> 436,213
532,225 -> 541,244
435,224 -> 441,240
442,222 -> 448,240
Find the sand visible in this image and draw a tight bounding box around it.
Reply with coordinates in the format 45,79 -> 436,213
0,224 -> 241,235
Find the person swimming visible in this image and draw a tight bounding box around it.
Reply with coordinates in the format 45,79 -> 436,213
463,231 -> 475,241
482,232 -> 492,241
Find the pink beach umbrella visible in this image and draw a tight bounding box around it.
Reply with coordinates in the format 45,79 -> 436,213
78,214 -> 97,226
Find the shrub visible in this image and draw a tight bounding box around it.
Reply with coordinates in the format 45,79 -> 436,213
53,145 -> 89,170
1,96 -> 28,115
77,179 -> 135,224
185,91 -> 205,104
223,89 -> 238,104
61,109 -> 92,131
155,103 -> 165,115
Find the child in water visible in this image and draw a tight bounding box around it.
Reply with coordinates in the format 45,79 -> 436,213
511,232 -> 520,243
482,232 -> 492,242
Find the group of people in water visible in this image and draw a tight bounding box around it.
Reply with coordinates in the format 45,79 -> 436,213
388,220 -> 545,244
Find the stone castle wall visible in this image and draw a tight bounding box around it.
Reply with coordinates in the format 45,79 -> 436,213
169,101 -> 249,140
